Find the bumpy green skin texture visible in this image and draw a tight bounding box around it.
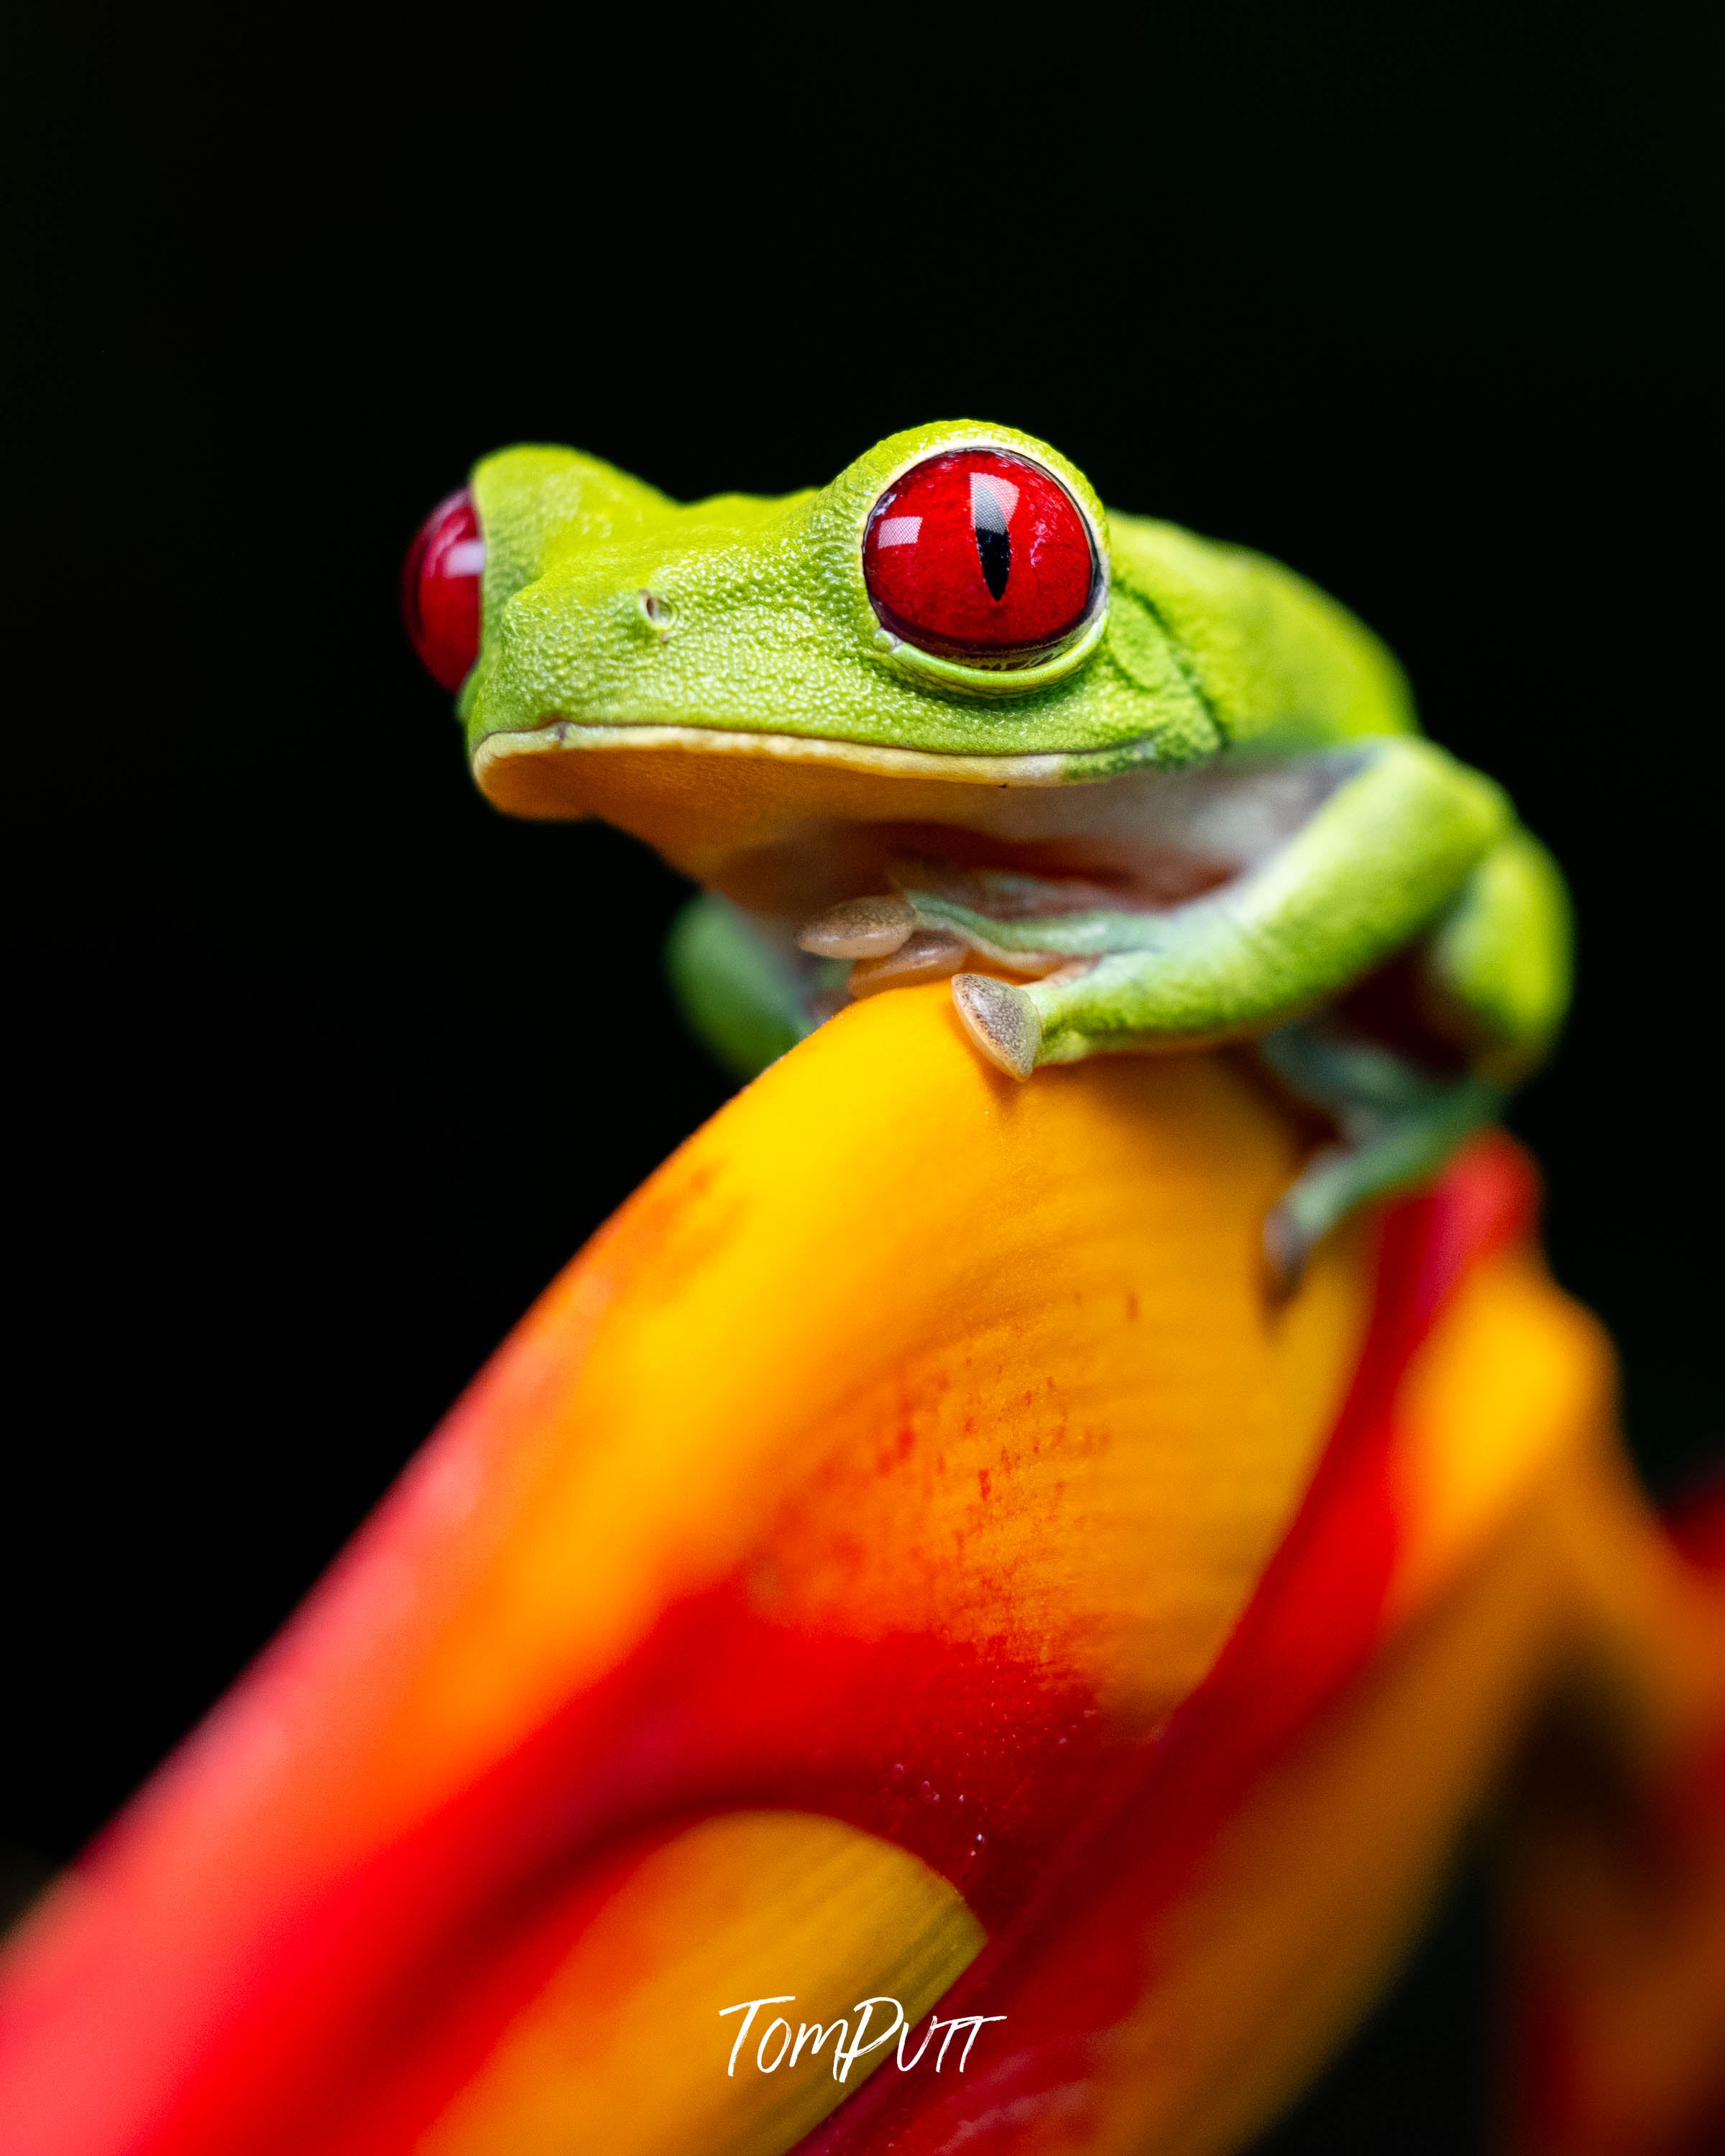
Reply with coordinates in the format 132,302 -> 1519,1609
464,420 -> 1417,772
454,420 -> 1571,1273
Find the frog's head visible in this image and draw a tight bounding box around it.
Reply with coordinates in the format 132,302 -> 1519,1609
403,422 -> 1400,911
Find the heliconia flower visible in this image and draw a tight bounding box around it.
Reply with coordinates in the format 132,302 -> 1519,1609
0,985 -> 1720,2156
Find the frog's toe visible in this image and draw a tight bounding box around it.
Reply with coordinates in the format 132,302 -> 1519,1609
1261,1190 -> 1324,1302
952,974 -> 1041,1080
848,929 -> 970,998
795,895 -> 917,959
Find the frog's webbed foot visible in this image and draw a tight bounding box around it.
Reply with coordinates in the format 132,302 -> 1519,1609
1257,1022 -> 1503,1295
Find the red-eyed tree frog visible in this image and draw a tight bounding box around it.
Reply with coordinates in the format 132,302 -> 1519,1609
405,420 -> 1570,1286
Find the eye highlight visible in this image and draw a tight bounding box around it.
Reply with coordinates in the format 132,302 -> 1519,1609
863,450 -> 1100,668
402,489 -> 484,691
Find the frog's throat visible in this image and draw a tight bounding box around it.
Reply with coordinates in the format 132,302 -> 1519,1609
467,722 -> 1369,928
468,720 -> 1246,917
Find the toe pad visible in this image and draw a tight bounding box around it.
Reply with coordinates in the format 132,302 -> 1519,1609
952,975 -> 1041,1080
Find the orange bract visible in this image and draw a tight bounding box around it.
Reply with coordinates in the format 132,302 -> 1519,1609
0,985 -> 1676,2156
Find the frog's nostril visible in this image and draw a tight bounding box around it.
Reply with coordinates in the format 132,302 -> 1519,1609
403,489 -> 484,692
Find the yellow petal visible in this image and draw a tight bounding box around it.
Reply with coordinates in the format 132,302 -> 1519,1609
423,1812 -> 983,2156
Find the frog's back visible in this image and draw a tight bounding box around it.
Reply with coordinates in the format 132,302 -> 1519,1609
1106,511 -> 1419,754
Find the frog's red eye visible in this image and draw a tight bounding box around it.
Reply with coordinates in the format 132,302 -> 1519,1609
862,449 -> 1100,667
402,489 -> 484,691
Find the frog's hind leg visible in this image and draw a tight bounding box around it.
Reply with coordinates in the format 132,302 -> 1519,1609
1257,1023 -> 1503,1295
1255,826 -> 1569,1292
664,893 -> 819,1082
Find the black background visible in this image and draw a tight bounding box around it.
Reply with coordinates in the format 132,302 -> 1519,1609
2,3 -> 1720,2145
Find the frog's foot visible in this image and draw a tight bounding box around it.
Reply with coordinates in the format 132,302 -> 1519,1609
801,876 -> 1095,1079
1258,1023 -> 1504,1296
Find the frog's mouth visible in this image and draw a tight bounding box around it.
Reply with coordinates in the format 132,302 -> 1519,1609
471,717 -> 1141,857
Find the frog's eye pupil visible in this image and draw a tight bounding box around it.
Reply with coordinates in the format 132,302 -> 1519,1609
971,473 -> 1014,599
862,449 -> 1098,668
402,489 -> 484,692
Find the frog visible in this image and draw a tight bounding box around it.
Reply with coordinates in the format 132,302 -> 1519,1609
402,418 -> 1570,1289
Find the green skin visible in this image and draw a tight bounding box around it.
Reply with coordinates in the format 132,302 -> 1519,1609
454,420 -> 1571,1286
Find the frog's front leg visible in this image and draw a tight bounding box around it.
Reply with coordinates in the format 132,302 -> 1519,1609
928,738 -> 1514,1078
896,739 -> 1568,1288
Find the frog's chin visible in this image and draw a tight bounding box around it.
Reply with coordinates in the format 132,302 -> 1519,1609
472,719 -> 1224,916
